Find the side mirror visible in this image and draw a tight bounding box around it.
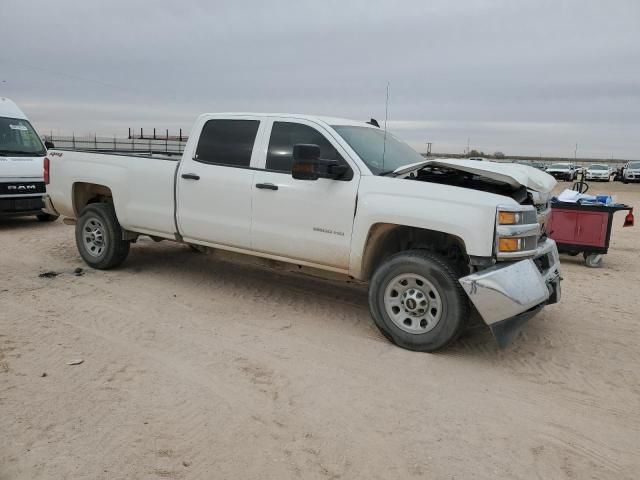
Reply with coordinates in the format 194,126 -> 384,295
44,140 -> 55,149
292,144 -> 321,180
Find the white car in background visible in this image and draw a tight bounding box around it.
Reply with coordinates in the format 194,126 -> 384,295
623,161 -> 640,183
585,164 -> 612,182
545,163 -> 577,181
0,97 -> 58,221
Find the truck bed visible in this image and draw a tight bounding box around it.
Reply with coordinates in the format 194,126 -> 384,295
47,149 -> 180,238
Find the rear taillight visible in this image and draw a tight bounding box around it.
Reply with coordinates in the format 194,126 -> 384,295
44,157 -> 50,184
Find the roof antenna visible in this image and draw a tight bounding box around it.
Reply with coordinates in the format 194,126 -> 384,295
382,81 -> 390,170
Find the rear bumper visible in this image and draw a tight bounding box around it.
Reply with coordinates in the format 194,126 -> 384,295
0,195 -> 45,216
459,238 -> 561,346
42,194 -> 60,216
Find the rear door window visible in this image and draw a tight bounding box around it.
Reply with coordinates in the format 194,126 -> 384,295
195,119 -> 260,167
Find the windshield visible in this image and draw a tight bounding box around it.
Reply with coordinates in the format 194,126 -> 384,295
589,164 -> 608,170
628,162 -> 640,169
0,117 -> 46,156
549,163 -> 570,170
332,125 -> 424,174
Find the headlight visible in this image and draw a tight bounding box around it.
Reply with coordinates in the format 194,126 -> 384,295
495,205 -> 540,259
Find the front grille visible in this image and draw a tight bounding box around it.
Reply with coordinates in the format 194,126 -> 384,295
521,209 -> 538,224
0,181 -> 46,195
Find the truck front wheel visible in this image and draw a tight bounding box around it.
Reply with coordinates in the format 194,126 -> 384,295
368,250 -> 468,352
75,203 -> 130,269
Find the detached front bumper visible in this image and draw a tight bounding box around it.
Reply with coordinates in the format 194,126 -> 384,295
459,238 -> 561,347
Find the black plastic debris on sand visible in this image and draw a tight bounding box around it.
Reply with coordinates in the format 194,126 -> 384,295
39,271 -> 59,278
39,267 -> 85,279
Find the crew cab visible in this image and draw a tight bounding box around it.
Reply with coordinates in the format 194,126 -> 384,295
44,113 -> 561,352
0,97 -> 58,221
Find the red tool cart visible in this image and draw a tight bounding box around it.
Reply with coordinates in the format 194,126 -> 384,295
547,201 -> 634,267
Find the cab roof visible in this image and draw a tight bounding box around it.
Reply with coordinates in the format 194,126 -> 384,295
0,97 -> 28,120
198,112 -> 375,128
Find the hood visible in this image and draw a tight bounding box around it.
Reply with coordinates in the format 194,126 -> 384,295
0,156 -> 45,179
394,158 -> 556,193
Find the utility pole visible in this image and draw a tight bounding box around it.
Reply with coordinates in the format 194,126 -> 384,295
574,142 -> 578,161
467,138 -> 470,156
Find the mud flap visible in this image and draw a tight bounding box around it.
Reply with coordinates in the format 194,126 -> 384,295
488,304 -> 544,348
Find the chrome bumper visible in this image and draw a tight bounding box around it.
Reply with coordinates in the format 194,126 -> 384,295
459,238 -> 561,345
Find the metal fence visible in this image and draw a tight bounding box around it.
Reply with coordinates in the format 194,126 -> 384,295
43,134 -> 186,156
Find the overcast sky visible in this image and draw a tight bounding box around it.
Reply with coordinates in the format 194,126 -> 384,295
1,0 -> 638,159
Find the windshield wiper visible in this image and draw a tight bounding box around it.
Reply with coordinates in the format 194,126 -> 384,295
378,169 -> 397,176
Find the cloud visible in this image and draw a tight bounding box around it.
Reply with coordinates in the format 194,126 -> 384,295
1,0 -> 638,158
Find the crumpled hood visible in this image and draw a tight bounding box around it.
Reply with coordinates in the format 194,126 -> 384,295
394,158 -> 557,193
0,156 -> 45,179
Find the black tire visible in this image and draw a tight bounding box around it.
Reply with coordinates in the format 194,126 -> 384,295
36,213 -> 59,222
368,250 -> 469,352
75,203 -> 130,269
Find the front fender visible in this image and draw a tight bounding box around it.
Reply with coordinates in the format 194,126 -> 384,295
349,176 -> 514,278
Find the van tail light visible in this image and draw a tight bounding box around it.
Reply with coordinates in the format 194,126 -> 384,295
623,209 -> 634,228
44,157 -> 50,185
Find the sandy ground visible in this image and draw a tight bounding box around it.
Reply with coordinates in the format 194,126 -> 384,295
1,181 -> 639,480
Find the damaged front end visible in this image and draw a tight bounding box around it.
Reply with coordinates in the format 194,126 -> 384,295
459,239 -> 561,347
460,200 -> 561,347
397,158 -> 561,347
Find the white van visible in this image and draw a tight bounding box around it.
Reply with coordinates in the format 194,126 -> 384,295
0,97 -> 57,220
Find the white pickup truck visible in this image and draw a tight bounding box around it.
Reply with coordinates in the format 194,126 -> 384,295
45,113 -> 561,351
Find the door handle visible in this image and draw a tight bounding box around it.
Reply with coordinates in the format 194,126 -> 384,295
181,173 -> 200,180
255,183 -> 278,191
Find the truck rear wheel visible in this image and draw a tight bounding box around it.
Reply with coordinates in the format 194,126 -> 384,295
368,250 -> 468,352
75,203 -> 130,269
